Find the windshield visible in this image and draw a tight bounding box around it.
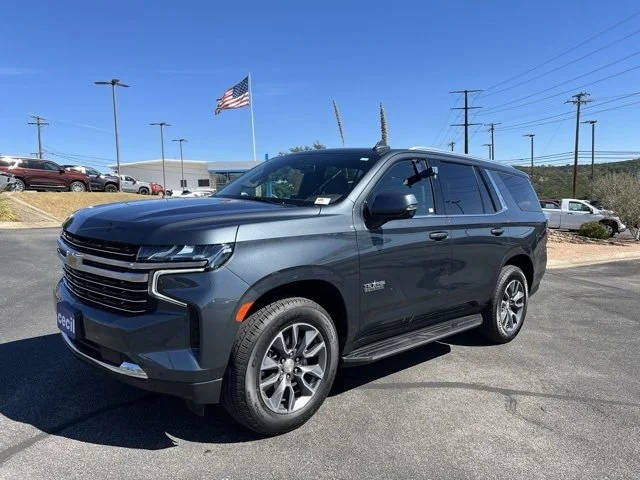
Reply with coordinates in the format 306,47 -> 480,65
216,151 -> 380,206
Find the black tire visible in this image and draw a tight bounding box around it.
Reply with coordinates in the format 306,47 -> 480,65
222,297 -> 339,435
138,187 -> 149,195
13,178 -> 26,192
480,265 -> 529,344
599,221 -> 616,237
69,181 -> 86,192
104,183 -> 118,193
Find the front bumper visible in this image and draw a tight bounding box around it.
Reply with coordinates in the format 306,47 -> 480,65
54,262 -> 248,403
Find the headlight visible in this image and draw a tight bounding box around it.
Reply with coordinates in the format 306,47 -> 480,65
137,243 -> 233,269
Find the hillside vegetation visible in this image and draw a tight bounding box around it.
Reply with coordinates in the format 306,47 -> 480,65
515,158 -> 640,199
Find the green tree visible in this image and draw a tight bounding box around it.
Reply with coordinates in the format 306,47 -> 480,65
592,172 -> 640,240
277,141 -> 326,156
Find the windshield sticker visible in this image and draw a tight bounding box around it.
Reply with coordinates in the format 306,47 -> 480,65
314,197 -> 331,205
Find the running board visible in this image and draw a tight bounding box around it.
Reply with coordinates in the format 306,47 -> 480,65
341,314 -> 483,366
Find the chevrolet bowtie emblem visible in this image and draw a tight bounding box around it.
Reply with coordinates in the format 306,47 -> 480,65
65,251 -> 82,267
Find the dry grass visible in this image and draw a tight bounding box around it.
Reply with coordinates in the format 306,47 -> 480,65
9,192 -> 160,220
0,194 -> 18,221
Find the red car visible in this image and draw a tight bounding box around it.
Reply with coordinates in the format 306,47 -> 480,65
0,156 -> 90,192
150,182 -> 164,195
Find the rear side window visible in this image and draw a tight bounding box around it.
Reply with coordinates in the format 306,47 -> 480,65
438,162 -> 485,215
498,173 -> 540,212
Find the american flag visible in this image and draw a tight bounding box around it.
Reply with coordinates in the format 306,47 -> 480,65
215,76 -> 250,115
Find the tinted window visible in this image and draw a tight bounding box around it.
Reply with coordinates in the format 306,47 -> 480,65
217,152 -> 380,206
368,160 -> 435,216
439,162 -> 485,215
21,159 -> 42,169
540,201 -> 559,209
498,173 -> 541,212
43,162 -> 61,171
125,176 -> 135,182
198,179 -> 210,187
569,201 -> 591,212
0,158 -> 15,167
86,167 -> 100,176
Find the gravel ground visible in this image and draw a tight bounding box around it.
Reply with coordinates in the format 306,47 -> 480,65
1,228 -> 639,479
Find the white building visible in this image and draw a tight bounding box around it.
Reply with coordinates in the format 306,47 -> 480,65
110,159 -> 261,192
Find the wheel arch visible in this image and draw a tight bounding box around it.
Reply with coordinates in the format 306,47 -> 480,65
238,272 -> 350,353
502,253 -> 534,291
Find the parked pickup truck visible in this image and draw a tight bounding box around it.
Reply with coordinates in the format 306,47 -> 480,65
540,198 -> 626,236
118,174 -> 151,194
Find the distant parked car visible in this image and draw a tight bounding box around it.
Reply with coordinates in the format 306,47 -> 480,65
61,165 -> 120,192
150,182 -> 164,195
177,188 -> 216,198
0,172 -> 16,191
0,157 -> 90,192
541,198 -> 626,237
117,174 -> 151,195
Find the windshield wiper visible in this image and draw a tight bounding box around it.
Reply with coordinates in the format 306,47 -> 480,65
217,195 -> 296,206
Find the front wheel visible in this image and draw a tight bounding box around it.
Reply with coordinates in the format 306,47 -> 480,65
69,181 -> 86,192
222,297 -> 339,435
104,183 -> 118,193
13,178 -> 26,192
480,265 -> 528,344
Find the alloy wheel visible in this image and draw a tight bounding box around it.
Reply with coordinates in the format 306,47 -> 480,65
498,279 -> 525,335
259,323 -> 327,414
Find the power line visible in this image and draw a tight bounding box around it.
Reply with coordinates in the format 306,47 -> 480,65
481,9 -> 640,93
450,89 -> 483,154
482,27 -> 640,99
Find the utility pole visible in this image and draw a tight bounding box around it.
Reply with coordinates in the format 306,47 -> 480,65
448,141 -> 455,152
450,89 -> 483,154
566,92 -> 591,198
582,119 -> 597,197
28,115 -> 48,159
523,134 -> 535,176
150,122 -> 171,197
95,79 -> 129,190
484,122 -> 501,160
482,143 -> 492,159
172,138 -> 187,192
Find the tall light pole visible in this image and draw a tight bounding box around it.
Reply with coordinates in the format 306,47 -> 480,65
482,143 -> 492,159
172,138 -> 187,192
523,134 -> 535,177
150,122 -> 171,196
582,120 -> 597,197
95,79 -> 129,190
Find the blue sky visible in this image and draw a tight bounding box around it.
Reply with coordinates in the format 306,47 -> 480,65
1,0 -> 640,171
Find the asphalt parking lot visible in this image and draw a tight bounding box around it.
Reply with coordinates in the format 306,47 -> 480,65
1,228 -> 639,479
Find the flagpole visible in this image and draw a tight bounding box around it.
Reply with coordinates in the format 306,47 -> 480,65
248,73 -> 257,162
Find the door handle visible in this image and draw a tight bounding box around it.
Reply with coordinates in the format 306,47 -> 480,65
429,231 -> 448,241
490,227 -> 504,236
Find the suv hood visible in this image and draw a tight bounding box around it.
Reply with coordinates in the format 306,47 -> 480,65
64,197 -> 321,245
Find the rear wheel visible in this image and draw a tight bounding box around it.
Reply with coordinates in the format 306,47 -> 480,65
138,187 -> 149,195
222,297 -> 339,435
69,181 -> 86,192
481,265 -> 528,343
599,221 -> 615,237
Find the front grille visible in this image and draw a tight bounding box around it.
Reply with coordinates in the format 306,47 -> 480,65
63,265 -> 150,314
62,230 -> 139,261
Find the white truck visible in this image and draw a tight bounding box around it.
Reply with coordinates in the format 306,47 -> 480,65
117,175 -> 151,195
540,198 -> 626,236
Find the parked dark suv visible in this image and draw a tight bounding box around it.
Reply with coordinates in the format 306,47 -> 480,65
54,146 -> 546,434
0,157 -> 90,192
62,165 -> 120,192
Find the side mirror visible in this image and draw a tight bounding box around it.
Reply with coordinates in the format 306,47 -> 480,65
367,191 -> 418,229
59,168 -> 65,173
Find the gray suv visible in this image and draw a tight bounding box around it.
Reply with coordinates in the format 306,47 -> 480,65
54,146 -> 547,435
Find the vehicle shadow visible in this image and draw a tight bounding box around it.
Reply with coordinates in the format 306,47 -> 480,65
0,334 -> 451,453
